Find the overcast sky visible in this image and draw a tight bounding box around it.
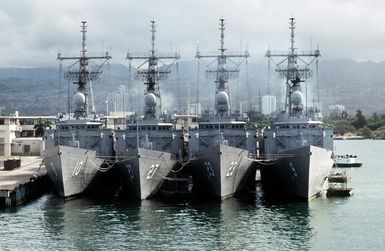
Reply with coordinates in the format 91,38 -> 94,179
0,0 -> 384,67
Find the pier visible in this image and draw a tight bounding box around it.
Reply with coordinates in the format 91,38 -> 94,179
0,157 -> 50,208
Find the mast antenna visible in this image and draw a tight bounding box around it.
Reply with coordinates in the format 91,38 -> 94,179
57,21 -> 111,119
196,18 -> 249,118
266,17 -> 320,118
127,20 -> 180,120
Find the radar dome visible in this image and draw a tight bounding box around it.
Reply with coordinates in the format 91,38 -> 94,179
145,93 -> 157,108
73,92 -> 86,108
216,91 -> 229,105
291,91 -> 303,106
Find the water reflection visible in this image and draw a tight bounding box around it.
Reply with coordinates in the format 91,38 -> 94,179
1,140 -> 383,250
40,192 -> 315,250
217,194 -> 312,250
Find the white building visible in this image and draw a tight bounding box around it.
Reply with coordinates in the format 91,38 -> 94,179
261,95 -> 277,115
104,111 -> 135,130
238,101 -> 250,114
329,104 -> 346,118
188,103 -> 201,116
174,114 -> 198,131
0,112 -> 56,156
0,116 -> 21,156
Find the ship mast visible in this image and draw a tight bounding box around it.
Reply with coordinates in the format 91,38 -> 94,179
196,18 -> 249,118
58,21 -> 111,119
266,17 -> 320,118
127,20 -> 180,120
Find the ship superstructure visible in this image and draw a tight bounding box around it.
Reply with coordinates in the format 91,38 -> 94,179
115,20 -> 184,200
261,17 -> 334,200
188,19 -> 256,199
44,21 -> 113,197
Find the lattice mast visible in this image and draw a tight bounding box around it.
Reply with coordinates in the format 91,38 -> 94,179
127,20 -> 180,120
196,18 -> 249,117
266,17 -> 320,118
58,21 -> 111,119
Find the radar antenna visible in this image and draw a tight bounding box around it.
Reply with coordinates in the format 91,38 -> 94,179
196,18 -> 249,117
57,21 -> 111,119
266,17 -> 320,118
127,20 -> 180,120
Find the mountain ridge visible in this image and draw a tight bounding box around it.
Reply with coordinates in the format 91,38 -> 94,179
0,59 -> 384,116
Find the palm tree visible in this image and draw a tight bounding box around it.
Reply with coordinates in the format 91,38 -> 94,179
34,118 -> 52,137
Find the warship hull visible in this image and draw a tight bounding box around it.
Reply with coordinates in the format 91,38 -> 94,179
260,145 -> 333,200
118,148 -> 177,200
190,144 -> 255,199
44,145 -> 103,198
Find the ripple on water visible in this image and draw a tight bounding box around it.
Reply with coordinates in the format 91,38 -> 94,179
1,140 -> 385,250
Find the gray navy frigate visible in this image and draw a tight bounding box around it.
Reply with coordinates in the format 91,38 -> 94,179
188,19 -> 257,199
44,21 -> 113,198
115,21 -> 184,200
261,18 -> 334,200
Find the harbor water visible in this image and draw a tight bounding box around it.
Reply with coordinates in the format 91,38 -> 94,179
0,140 -> 384,250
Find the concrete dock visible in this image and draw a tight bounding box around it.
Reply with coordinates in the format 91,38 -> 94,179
0,157 -> 50,208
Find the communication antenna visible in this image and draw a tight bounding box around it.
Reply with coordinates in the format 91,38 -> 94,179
126,20 -> 180,120
196,18 -> 249,118
127,47 -> 133,113
176,60 -> 181,112
266,17 -> 320,118
196,43 -> 200,104
57,21 -> 111,119
245,57 -> 251,111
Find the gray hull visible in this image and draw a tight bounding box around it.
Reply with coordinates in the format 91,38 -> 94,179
44,145 -> 103,198
260,145 -> 333,199
191,144 -> 255,199
118,148 -> 177,200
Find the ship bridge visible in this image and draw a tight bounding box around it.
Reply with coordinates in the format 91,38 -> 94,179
56,119 -> 103,131
126,121 -> 174,131
272,120 -> 324,130
198,120 -> 246,130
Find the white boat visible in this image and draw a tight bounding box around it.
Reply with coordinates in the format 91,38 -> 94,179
333,154 -> 362,167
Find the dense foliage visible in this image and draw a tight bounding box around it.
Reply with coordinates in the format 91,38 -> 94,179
247,109 -> 385,139
34,118 -> 52,137
324,110 -> 385,138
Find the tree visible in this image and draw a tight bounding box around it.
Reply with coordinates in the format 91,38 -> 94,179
352,109 -> 366,129
372,112 -> 379,121
341,110 -> 348,118
357,126 -> 374,138
34,118 -> 52,137
334,120 -> 356,135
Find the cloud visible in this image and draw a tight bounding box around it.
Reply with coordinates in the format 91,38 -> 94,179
0,0 -> 384,67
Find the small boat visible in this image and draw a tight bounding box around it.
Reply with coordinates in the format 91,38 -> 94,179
326,172 -> 353,197
333,154 -> 362,168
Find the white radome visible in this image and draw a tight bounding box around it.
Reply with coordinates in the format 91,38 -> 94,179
216,91 -> 229,105
73,92 -> 86,108
145,93 -> 157,108
291,91 -> 303,106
